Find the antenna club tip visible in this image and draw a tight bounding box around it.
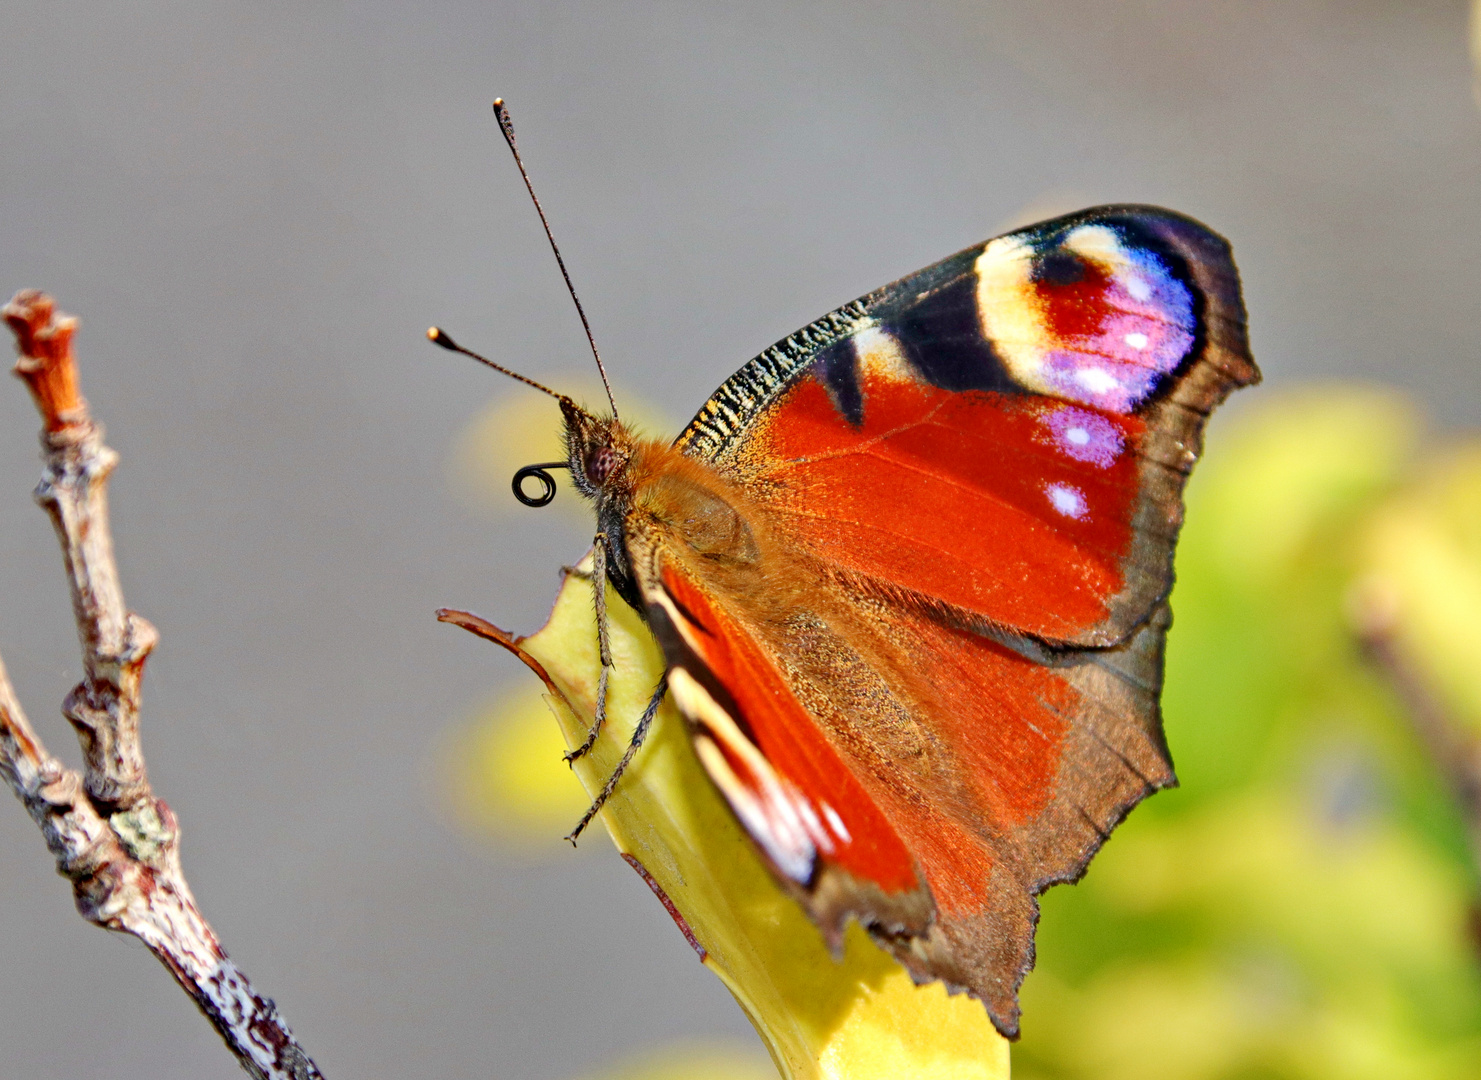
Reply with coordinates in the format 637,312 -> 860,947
427,327 -> 458,351
492,98 -> 504,108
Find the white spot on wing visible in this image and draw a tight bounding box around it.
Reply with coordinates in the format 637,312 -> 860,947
1075,367 -> 1120,394
822,803 -> 851,844
1046,483 -> 1088,520
1043,405 -> 1126,468
1124,275 -> 1152,301
796,798 -> 835,854
1123,331 -> 1149,349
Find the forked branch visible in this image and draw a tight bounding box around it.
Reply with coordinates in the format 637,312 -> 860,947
0,290 -> 323,1080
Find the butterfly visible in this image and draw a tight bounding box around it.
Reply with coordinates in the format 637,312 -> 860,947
436,102 -> 1257,1044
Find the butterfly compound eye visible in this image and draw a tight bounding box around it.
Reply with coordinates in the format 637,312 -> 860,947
586,445 -> 621,486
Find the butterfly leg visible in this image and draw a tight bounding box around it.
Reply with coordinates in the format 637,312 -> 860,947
566,675 -> 668,845
565,534 -> 614,764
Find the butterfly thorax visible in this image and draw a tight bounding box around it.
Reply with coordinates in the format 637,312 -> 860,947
561,399 -> 766,614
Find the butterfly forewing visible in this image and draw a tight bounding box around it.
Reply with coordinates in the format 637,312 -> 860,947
678,205 -> 1255,647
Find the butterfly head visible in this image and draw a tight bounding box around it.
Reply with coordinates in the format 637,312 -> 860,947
561,398 -> 635,502
558,398 -> 648,610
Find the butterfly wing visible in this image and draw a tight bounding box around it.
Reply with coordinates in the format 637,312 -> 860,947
677,205 -> 1256,647
635,205 -> 1255,1036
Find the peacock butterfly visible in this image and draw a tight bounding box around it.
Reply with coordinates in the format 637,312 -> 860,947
437,104 -> 1258,1040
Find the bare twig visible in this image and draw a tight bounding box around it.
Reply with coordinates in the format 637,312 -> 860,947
0,290 -> 324,1080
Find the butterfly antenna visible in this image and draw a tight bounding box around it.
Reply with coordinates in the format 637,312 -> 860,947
492,98 -> 619,421
425,326 -> 573,405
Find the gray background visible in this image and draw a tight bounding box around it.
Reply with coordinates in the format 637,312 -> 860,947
1,2 -> 1478,1078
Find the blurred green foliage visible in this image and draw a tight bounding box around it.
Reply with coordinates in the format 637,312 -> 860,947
1014,387 -> 1481,1080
